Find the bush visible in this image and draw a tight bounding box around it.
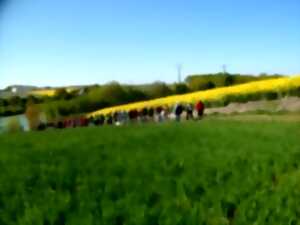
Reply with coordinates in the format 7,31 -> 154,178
7,96 -> 22,106
44,105 -> 58,121
263,91 -> 279,100
126,88 -> 148,102
27,95 -> 42,104
287,87 -> 300,97
6,117 -> 23,133
223,92 -> 264,104
0,105 -> 25,117
0,98 -> 8,107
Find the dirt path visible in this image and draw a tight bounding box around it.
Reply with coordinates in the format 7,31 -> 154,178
205,97 -> 300,115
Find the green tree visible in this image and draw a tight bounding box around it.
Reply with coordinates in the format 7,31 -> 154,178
98,82 -> 127,104
0,98 -> 8,107
44,105 -> 58,121
27,95 -> 40,104
8,96 -> 22,106
224,75 -> 234,86
126,87 -> 148,102
54,88 -> 73,100
174,83 -> 189,94
198,81 -> 216,90
146,82 -> 173,98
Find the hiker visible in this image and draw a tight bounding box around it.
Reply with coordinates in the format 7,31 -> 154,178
115,111 -> 123,125
137,109 -> 144,123
174,103 -> 183,122
67,119 -> 73,128
128,109 -> 134,122
141,107 -> 148,122
120,111 -> 128,124
92,115 -> 104,126
148,107 -> 154,121
93,118 -> 100,126
133,109 -> 139,121
89,116 -> 95,126
37,122 -> 46,131
72,118 -> 79,128
160,106 -> 168,122
128,109 -> 138,122
57,121 -> 64,129
113,111 -> 119,124
195,100 -> 205,119
63,119 -> 68,128
99,115 -> 105,125
186,103 -> 194,120
106,114 -> 113,125
80,117 -> 88,127
164,105 -> 171,121
156,106 -> 163,122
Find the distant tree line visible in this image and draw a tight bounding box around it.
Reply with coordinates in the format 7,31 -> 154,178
185,73 -> 283,91
0,96 -> 40,117
0,73 -> 291,118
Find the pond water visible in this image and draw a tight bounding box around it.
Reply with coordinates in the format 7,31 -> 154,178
0,114 -> 29,133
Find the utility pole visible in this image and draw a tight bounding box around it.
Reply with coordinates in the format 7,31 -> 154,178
177,64 -> 182,83
222,64 -> 227,74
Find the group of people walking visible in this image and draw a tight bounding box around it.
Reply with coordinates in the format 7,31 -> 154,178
88,100 -> 205,127
40,101 -> 205,130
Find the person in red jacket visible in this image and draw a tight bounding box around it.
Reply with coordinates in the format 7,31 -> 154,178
195,100 -> 205,119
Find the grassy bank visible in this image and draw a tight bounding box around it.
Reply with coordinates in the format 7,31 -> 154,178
0,119 -> 300,224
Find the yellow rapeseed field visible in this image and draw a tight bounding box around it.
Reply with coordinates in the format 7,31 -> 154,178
30,89 -> 57,96
30,87 -> 78,96
89,75 -> 300,116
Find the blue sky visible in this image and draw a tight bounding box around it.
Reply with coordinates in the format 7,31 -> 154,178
0,0 -> 299,88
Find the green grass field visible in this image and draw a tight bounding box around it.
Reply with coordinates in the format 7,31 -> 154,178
0,119 -> 300,225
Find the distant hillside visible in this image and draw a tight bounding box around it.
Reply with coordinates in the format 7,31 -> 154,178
0,85 -> 38,98
0,85 -> 89,98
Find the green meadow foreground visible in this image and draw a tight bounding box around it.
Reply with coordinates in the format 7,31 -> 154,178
0,118 -> 300,225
